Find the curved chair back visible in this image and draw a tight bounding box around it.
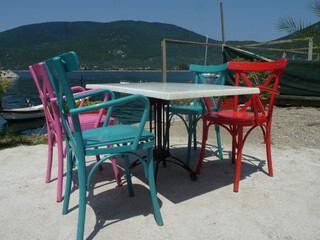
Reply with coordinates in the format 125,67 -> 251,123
29,62 -> 62,137
45,53 -> 80,143
227,59 -> 287,122
189,63 -> 229,111
45,51 -> 150,152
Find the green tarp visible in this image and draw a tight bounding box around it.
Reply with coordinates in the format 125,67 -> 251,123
223,45 -> 320,97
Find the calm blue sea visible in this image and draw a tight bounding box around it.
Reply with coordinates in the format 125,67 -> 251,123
0,71 -> 194,137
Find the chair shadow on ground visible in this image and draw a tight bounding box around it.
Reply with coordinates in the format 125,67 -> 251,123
136,142 -> 268,204
65,159 -> 163,240
62,144 -> 268,239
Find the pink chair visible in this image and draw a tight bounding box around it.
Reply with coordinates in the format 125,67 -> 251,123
29,62 -> 122,202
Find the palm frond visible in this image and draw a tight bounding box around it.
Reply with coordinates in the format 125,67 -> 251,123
310,0 -> 320,18
275,1 -> 320,47
275,17 -> 309,34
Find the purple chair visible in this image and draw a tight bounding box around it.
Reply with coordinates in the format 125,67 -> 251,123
29,61 -> 122,202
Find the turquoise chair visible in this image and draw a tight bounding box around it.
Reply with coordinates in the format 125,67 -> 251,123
44,51 -> 163,240
165,63 -> 229,165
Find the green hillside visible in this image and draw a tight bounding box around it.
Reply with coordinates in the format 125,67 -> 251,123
1,20 -> 319,70
0,21 -> 239,70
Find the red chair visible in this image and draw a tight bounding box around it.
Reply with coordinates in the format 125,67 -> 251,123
196,59 -> 287,192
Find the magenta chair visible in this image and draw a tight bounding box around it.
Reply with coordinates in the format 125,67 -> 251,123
29,62 -> 122,202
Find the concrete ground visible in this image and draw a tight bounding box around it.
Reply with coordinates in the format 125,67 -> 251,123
0,122 -> 319,240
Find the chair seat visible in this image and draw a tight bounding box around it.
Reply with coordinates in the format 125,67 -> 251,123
82,125 -> 155,148
203,111 -> 267,126
67,113 -> 114,132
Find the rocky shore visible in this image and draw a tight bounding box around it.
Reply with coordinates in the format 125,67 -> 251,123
169,106 -> 320,149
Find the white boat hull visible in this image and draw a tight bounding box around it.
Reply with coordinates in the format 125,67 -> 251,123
203,73 -> 220,78
0,105 -> 44,121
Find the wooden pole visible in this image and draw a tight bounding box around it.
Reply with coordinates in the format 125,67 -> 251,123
162,39 -> 167,82
308,37 -> 313,60
220,2 -> 225,45
236,38 -> 309,48
204,35 -> 208,65
162,38 -> 221,47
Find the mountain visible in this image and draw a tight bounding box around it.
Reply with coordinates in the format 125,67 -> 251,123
4,20 -> 316,70
0,21 -> 252,70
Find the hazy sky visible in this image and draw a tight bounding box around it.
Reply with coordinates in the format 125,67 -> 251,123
1,0 -> 319,42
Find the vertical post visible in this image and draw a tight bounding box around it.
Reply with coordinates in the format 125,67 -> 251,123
204,35 -> 208,66
220,2 -> 225,45
162,39 -> 167,82
282,51 -> 287,59
308,37 -> 313,60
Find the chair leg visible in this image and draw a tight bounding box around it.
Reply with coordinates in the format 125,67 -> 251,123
123,155 -> 134,197
193,115 -> 197,151
76,155 -> 87,240
94,147 -> 122,186
186,114 -> 193,166
215,125 -> 223,159
147,147 -> 163,226
95,154 -> 103,171
231,127 -> 237,164
46,131 -> 54,183
265,129 -> 273,177
234,127 -> 243,192
111,156 -> 122,186
63,141 -> 67,158
63,148 -> 73,215
56,134 -> 64,202
164,114 -> 171,151
195,119 -> 209,174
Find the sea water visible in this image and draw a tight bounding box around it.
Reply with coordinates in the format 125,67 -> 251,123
0,71 -> 194,137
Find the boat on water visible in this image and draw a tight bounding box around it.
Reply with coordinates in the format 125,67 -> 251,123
0,70 -> 20,79
120,80 -> 132,84
0,104 -> 44,121
202,72 -> 220,79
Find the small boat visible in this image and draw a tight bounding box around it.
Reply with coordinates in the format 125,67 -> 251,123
0,104 -> 44,121
120,80 -> 131,84
202,72 -> 220,79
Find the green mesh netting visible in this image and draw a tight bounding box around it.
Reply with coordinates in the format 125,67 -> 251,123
223,45 -> 320,97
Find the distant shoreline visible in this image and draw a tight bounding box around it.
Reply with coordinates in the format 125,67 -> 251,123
15,69 -> 190,73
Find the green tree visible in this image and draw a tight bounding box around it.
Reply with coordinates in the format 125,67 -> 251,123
0,80 -> 10,109
178,62 -> 188,70
276,0 -> 320,46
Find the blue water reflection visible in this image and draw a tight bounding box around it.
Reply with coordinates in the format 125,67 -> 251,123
0,71 -> 194,137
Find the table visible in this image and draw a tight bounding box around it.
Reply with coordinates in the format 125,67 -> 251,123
86,82 -> 260,180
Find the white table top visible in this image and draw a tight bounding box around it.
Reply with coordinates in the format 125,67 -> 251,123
86,82 -> 260,100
